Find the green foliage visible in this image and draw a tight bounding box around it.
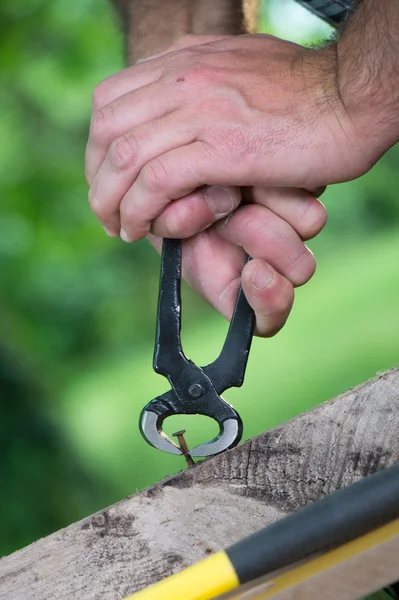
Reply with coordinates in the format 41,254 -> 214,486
1,8 -> 398,596
0,345 -> 99,555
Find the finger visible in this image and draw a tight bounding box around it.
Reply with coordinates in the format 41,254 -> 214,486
119,139 -> 251,242
247,187 -> 327,241
88,41 -> 236,184
147,229 -> 247,317
88,114 -> 198,235
147,231 -> 294,338
91,38 -> 225,113
215,203 -> 316,287
91,64 -> 163,111
150,185 -> 240,238
86,85 -> 180,185
241,259 -> 294,337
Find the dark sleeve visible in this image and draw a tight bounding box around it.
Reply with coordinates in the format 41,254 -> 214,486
294,0 -> 353,26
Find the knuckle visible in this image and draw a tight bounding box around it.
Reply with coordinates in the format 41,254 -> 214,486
225,186 -> 241,212
299,199 -> 328,240
309,203 -> 328,236
120,197 -> 136,225
290,247 -> 316,286
84,164 -> 92,186
254,278 -> 294,338
161,195 -> 211,238
141,158 -> 168,193
273,279 -> 294,315
240,204 -> 271,235
108,134 -> 139,172
88,186 -> 102,217
92,77 -> 112,109
221,204 -> 265,244
90,105 -> 114,141
120,202 -> 149,241
164,209 -> 184,237
260,318 -> 286,339
303,248 -> 317,279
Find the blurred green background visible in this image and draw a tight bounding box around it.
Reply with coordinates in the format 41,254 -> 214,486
1,0 -> 398,577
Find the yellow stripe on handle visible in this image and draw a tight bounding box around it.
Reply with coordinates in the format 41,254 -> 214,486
223,517 -> 399,600
124,551 -> 239,600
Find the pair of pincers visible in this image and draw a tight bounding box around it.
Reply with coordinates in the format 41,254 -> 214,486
139,238 -> 255,459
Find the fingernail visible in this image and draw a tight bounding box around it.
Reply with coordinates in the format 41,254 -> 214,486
120,228 -> 130,242
103,226 -> 118,238
204,186 -> 236,217
252,264 -> 274,290
216,212 -> 234,230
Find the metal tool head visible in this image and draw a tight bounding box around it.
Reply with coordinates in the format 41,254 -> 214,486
139,391 -> 243,457
139,238 -> 254,460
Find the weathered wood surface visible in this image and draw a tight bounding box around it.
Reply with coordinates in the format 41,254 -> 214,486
1,368 -> 398,600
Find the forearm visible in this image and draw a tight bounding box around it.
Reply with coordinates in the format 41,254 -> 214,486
110,0 -> 257,64
337,0 -> 399,154
111,0 -> 193,63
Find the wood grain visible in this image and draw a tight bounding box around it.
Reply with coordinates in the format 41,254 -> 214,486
1,368 -> 398,600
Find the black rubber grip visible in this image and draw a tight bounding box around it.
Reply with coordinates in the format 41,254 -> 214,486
227,462 -> 399,584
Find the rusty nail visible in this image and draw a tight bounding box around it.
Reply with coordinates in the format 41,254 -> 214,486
172,430 -> 195,468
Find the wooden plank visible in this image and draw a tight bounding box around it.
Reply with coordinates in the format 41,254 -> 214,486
1,368 -> 398,600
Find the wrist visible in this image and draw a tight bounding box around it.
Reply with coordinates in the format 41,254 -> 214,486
336,0 -> 399,159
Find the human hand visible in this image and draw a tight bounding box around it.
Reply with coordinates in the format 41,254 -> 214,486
147,184 -> 327,337
85,33 -> 371,243
85,33 -> 330,336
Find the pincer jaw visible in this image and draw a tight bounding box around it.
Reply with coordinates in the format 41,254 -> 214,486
189,417 -> 242,457
139,399 -> 243,458
139,409 -> 182,455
